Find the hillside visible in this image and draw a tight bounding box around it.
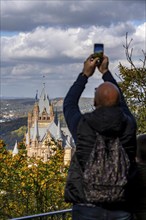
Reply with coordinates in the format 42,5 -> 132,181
0,117 -> 27,150
1,97 -> 93,150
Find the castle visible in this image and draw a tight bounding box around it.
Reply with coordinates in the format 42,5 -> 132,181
24,84 -> 74,164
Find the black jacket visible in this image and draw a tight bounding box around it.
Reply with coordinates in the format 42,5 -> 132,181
63,71 -> 137,209
129,163 -> 146,219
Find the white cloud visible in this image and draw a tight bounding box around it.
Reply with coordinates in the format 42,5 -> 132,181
1,0 -> 145,31
1,0 -> 146,98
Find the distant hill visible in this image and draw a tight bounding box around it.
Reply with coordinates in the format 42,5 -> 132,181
1,97 -> 93,150
0,117 -> 27,150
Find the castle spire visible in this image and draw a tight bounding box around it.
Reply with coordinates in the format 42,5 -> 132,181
38,78 -> 51,114
35,90 -> 38,102
57,120 -> 62,141
13,140 -> 19,156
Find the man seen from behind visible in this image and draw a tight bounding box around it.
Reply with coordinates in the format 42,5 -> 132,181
63,53 -> 137,220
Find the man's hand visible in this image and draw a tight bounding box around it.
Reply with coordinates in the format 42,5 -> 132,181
97,55 -> 109,74
82,55 -> 99,78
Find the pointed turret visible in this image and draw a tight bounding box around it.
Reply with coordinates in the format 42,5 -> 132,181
39,84 -> 50,114
57,120 -> 62,141
35,90 -> 38,102
13,140 -> 19,156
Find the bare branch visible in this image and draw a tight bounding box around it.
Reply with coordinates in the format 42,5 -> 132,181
123,32 -> 136,69
123,33 -> 146,74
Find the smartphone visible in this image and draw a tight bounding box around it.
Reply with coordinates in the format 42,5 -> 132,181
93,43 -> 104,66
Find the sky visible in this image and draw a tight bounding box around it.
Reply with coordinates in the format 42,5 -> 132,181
1,0 -> 146,99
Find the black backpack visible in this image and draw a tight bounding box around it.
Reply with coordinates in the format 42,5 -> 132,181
83,132 -> 130,203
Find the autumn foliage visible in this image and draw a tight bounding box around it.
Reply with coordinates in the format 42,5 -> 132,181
118,33 -> 146,134
0,139 -> 70,219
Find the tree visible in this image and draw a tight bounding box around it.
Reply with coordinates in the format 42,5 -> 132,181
0,139 -> 70,219
118,33 -> 146,134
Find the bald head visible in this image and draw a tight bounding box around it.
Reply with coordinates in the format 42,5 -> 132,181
94,82 -> 120,107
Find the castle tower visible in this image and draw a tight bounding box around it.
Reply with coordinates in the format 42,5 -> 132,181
26,84 -> 54,159
26,83 -> 73,164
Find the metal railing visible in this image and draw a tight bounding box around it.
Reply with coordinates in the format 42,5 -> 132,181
10,209 -> 72,220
